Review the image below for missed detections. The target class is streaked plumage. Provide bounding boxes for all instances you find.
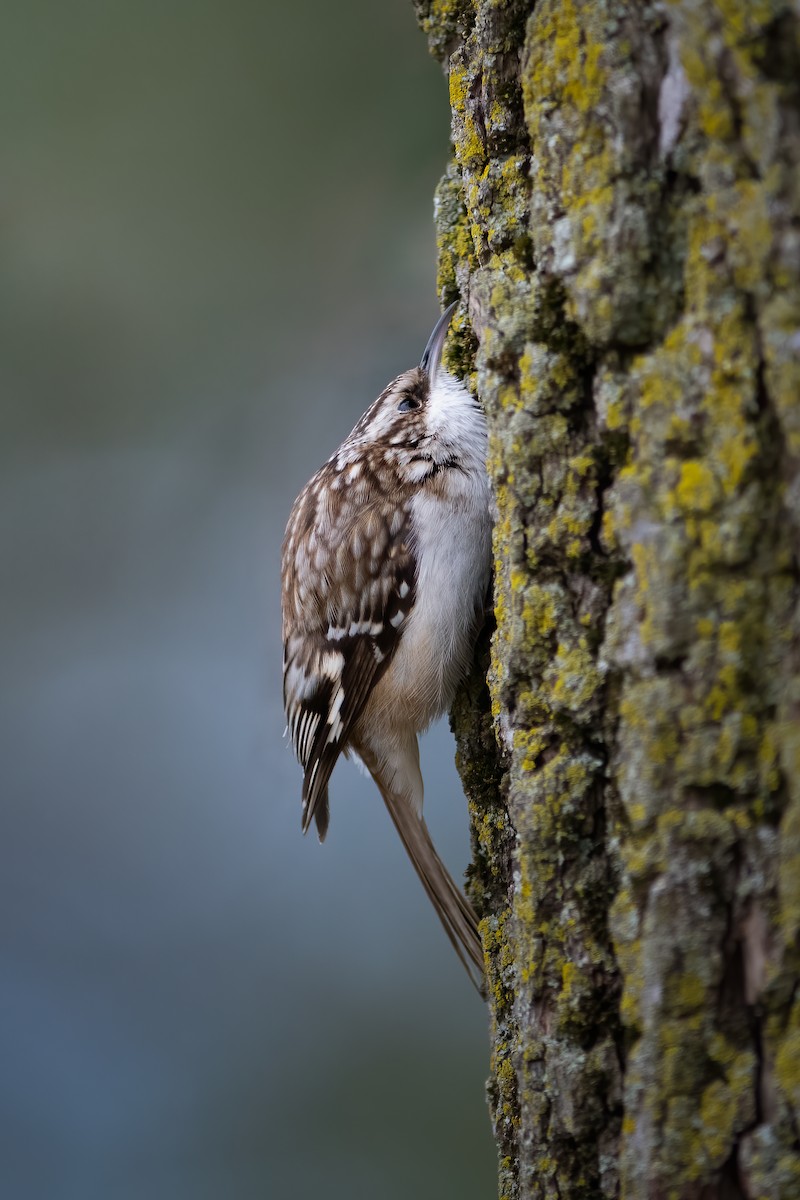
[281,303,492,985]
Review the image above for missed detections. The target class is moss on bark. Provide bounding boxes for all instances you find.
[415,2,800,1197]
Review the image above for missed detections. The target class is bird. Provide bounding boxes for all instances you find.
[281,302,492,986]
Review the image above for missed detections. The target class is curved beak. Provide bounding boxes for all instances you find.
[419,301,458,390]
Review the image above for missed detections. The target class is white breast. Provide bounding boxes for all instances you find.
[371,370,491,732]
[397,480,491,727]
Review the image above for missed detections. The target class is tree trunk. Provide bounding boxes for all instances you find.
[414,2,800,1197]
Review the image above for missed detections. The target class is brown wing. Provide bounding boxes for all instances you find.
[281,479,415,839]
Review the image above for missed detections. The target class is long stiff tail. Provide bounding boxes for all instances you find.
[377,782,485,994]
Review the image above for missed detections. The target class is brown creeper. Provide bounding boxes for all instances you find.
[281,303,491,984]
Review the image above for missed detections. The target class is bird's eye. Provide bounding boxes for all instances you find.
[397,395,420,413]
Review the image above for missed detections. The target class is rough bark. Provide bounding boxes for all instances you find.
[414,2,800,1197]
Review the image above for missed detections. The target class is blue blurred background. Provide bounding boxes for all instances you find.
[0,2,495,1197]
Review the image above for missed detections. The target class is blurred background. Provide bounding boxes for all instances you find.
[0,2,496,1198]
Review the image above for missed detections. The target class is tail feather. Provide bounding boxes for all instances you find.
[302,783,330,842]
[378,783,485,994]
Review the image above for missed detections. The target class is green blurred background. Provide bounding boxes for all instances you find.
[1,2,495,1197]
